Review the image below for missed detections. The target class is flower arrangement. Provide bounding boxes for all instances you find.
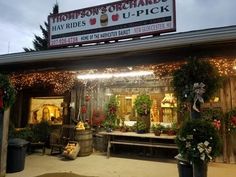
[134,94,152,115]
[0,74,16,111]
[176,119,221,165]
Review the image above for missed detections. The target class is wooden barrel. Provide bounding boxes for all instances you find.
[75,130,93,156]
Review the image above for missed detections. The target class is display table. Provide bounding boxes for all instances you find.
[99,131,177,158]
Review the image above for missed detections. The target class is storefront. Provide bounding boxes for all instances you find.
[0,25,236,163]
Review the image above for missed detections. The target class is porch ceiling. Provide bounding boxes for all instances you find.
[1,25,236,73]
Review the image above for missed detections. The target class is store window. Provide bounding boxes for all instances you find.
[28,97,63,125]
[115,92,177,124]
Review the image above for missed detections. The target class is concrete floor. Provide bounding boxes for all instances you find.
[6,151,236,177]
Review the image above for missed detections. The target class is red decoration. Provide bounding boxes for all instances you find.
[108,104,117,114]
[231,116,236,126]
[81,105,87,114]
[85,95,91,102]
[91,109,105,126]
[213,119,221,130]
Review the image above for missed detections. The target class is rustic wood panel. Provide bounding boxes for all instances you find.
[0,108,10,177]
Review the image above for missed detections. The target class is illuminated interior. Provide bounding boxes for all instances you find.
[28,97,64,125]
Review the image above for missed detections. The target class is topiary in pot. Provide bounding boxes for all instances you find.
[172,58,222,119]
[134,94,152,115]
[176,119,221,177]
[134,94,152,131]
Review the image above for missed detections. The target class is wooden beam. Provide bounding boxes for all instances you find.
[0,108,10,177]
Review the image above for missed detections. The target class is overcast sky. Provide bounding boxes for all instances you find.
[0,0,236,55]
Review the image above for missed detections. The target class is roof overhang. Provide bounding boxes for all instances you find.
[1,25,236,72]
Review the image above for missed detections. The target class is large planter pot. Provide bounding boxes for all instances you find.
[193,161,208,177]
[175,154,193,177]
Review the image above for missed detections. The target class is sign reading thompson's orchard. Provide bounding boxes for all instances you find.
[48,0,176,47]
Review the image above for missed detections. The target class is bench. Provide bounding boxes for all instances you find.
[99,131,177,158]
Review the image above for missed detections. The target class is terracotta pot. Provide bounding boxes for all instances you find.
[154,130,161,136]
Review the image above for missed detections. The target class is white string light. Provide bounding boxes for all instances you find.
[77,71,154,80]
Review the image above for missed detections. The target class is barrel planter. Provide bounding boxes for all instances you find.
[74,130,93,157]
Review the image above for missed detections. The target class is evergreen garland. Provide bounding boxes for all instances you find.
[0,74,16,111]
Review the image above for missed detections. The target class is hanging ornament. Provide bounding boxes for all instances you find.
[85,95,91,102]
[81,105,87,114]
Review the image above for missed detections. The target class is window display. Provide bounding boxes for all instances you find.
[29,97,64,125]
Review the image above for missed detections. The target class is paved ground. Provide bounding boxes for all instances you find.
[6,151,236,177]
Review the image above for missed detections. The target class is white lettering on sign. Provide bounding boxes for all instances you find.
[48,0,176,47]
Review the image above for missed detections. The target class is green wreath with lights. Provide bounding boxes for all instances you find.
[0,74,16,112]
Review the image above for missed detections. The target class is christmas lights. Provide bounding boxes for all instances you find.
[9,57,236,95]
[10,71,76,95]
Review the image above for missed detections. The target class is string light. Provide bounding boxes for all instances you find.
[10,71,76,95]
[9,57,236,95]
[77,71,153,80]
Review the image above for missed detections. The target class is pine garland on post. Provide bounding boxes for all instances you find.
[0,74,16,112]
[0,74,16,176]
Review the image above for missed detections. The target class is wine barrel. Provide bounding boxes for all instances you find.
[75,130,93,156]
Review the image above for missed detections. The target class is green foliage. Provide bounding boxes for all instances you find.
[9,126,33,141]
[172,58,221,103]
[134,121,147,133]
[201,108,224,121]
[224,108,236,133]
[102,96,118,130]
[176,119,221,164]
[151,124,165,132]
[0,74,16,111]
[23,3,59,51]
[134,94,152,115]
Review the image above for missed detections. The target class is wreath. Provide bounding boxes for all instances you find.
[0,74,16,111]
[225,109,236,133]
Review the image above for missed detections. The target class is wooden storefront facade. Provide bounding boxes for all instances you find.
[1,25,236,167]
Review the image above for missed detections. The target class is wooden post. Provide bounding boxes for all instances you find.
[0,108,10,177]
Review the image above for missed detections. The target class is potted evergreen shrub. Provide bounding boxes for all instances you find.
[176,119,221,177]
[172,58,222,177]
[134,94,152,132]
[135,120,147,134]
[102,96,118,132]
